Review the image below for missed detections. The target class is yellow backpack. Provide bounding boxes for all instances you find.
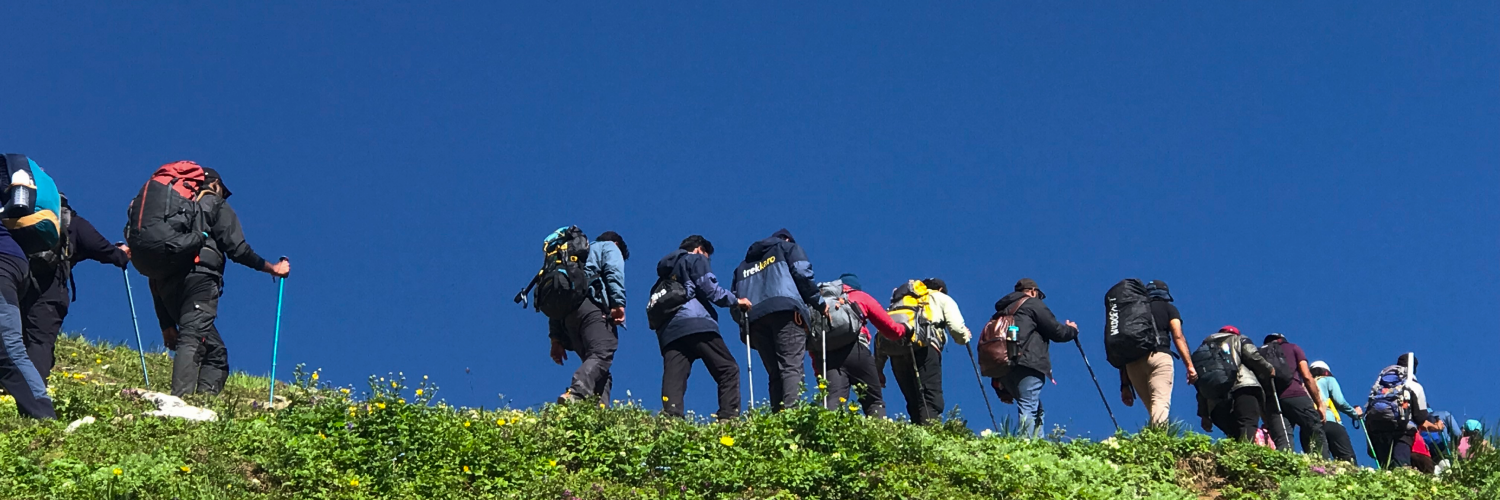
[886,280,936,345]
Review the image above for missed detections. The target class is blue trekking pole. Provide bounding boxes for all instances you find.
[121,266,150,387]
[267,258,288,402]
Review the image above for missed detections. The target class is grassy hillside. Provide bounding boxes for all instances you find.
[0,333,1493,499]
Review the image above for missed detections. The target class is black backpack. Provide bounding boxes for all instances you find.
[1259,341,1296,394]
[1104,279,1158,369]
[124,162,208,280]
[646,273,689,331]
[1192,335,1241,402]
[515,226,591,319]
[28,204,72,269]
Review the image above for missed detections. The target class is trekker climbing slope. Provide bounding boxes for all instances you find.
[1308,361,1362,463]
[876,278,970,424]
[650,235,748,420]
[130,164,290,397]
[549,231,628,403]
[1192,326,1274,442]
[0,154,59,419]
[1364,353,1430,469]
[1117,280,1198,427]
[22,193,130,381]
[1260,333,1326,454]
[817,273,905,418]
[731,229,823,412]
[989,278,1078,437]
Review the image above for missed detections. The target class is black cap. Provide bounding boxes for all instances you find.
[771,228,795,243]
[201,167,232,198]
[1263,332,1285,344]
[921,278,947,293]
[1149,280,1169,293]
[1015,278,1046,299]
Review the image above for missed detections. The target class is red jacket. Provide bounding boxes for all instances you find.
[844,285,907,342]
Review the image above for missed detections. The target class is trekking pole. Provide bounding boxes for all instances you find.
[821,322,828,410]
[1072,339,1120,431]
[907,340,930,423]
[963,342,1000,432]
[736,310,753,411]
[267,259,288,402]
[121,266,150,387]
[1270,391,1293,451]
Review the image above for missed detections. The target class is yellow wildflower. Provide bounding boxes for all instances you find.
[415,389,423,396]
[848,404,859,411]
[463,465,470,473]
[817,382,826,389]
[180,466,191,473]
[719,436,735,447]
[311,372,319,381]
[463,421,471,428]
[318,432,327,440]
[549,459,558,467]
[350,479,360,487]
[391,381,398,388]
[599,403,605,408]
[496,418,506,426]
[73,374,84,380]
[375,402,386,410]
[112,468,122,476]
[839,397,847,403]
[662,396,669,402]
[340,388,350,394]
[398,398,406,404]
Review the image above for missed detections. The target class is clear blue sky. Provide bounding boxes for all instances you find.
[4,3,1496,450]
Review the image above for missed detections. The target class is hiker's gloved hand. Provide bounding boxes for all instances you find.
[162,327,179,351]
[1121,387,1136,407]
[549,339,567,365]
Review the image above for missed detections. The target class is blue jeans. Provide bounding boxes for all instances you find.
[1002,366,1046,438]
[0,254,54,419]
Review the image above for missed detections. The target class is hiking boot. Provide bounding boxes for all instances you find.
[556,391,583,404]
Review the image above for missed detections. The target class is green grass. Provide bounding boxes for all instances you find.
[0,333,1493,499]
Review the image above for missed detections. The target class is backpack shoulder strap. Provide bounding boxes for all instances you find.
[1005,297,1029,316]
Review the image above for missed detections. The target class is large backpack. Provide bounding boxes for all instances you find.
[1191,334,1242,402]
[1365,364,1413,433]
[885,280,936,347]
[1258,341,1296,394]
[1103,279,1158,369]
[807,280,864,354]
[646,272,689,331]
[977,296,1028,378]
[518,226,591,319]
[124,161,208,279]
[1,155,65,256]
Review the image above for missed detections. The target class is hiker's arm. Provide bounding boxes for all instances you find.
[692,263,736,309]
[600,244,627,309]
[1241,344,1275,379]
[1326,377,1357,418]
[855,292,906,340]
[786,244,822,308]
[940,295,972,344]
[1032,304,1078,342]
[67,213,129,268]
[1170,319,1196,382]
[150,282,174,331]
[1298,360,1322,407]
[207,200,271,273]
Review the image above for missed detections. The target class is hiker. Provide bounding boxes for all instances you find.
[1308,361,1361,463]
[651,235,748,419]
[812,273,906,418]
[21,193,131,381]
[1116,280,1197,427]
[133,164,290,397]
[548,231,628,402]
[0,154,58,418]
[874,278,969,424]
[1192,326,1274,442]
[1420,410,1462,462]
[989,278,1077,437]
[1364,353,1431,469]
[1259,333,1326,455]
[730,229,823,412]
[1458,420,1490,459]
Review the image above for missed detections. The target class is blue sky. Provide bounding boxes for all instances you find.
[4,2,1496,452]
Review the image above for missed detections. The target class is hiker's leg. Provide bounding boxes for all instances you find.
[1391,440,1413,467]
[843,343,885,418]
[1410,452,1434,474]
[749,317,783,411]
[771,313,806,411]
[697,334,741,419]
[565,302,614,399]
[1263,398,1293,450]
[1323,422,1355,463]
[888,352,923,422]
[917,345,945,421]
[1007,367,1045,437]
[0,256,53,418]
[821,346,852,410]
[1139,352,1174,426]
[21,284,66,383]
[1230,388,1262,442]
[1281,396,1326,454]
[660,336,694,418]
[1369,432,1395,468]
[170,273,219,397]
[197,325,229,395]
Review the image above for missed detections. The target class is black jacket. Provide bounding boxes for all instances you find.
[993,291,1078,379]
[67,212,130,269]
[193,192,268,276]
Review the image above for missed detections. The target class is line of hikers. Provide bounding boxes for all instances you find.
[518,226,1485,473]
[0,157,289,420]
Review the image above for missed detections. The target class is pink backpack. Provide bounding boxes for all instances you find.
[1254,428,1278,450]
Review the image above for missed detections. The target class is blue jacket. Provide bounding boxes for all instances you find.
[586,241,626,310]
[731,234,820,323]
[654,250,737,349]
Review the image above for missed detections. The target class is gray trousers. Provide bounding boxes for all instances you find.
[557,300,616,400]
[153,272,229,396]
[749,311,806,412]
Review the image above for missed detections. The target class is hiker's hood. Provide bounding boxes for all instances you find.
[744,236,783,263]
[656,249,690,278]
[993,291,1030,314]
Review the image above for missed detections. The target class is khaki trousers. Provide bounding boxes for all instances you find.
[1126,352,1175,425]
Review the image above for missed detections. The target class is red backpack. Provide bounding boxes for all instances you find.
[977,297,1028,378]
[124,161,208,279]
